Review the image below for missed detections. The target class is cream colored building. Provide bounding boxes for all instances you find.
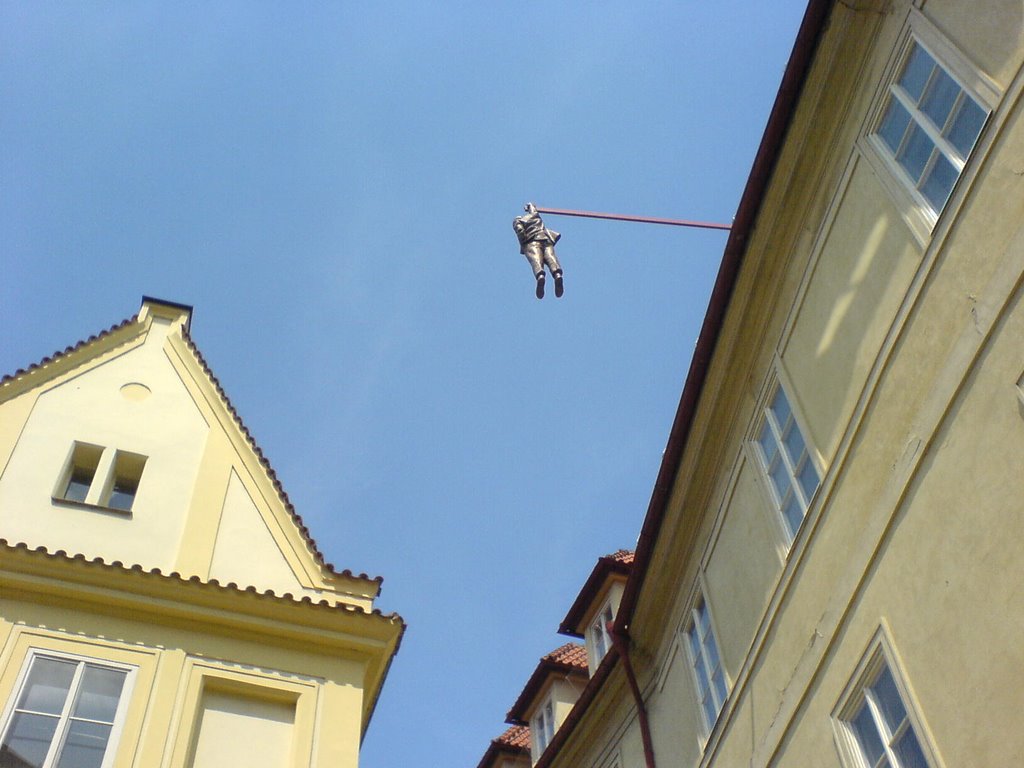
[476,0,1024,766]
[0,297,403,768]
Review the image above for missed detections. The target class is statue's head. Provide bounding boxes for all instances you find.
[524,202,537,213]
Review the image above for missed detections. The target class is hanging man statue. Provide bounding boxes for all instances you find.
[513,202,564,299]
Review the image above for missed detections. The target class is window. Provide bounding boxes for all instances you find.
[532,699,555,757]
[590,602,614,663]
[873,38,988,217]
[684,595,728,734]
[105,452,146,512]
[755,382,819,541]
[0,654,131,768]
[61,444,103,504]
[54,443,146,513]
[836,648,934,768]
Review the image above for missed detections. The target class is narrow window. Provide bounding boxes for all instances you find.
[104,451,146,512]
[874,39,988,216]
[685,595,728,734]
[756,383,819,541]
[533,699,555,756]
[0,655,129,768]
[591,602,614,662]
[838,655,933,768]
[61,443,103,504]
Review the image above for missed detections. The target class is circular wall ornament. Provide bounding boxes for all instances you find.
[120,382,152,401]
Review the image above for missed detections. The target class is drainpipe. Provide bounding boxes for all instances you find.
[609,626,656,768]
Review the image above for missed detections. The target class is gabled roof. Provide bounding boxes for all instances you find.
[475,725,530,768]
[506,643,588,725]
[558,550,633,638]
[0,297,380,589]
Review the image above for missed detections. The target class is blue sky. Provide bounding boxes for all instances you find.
[1,3,807,765]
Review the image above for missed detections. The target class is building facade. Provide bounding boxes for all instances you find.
[477,0,1024,766]
[0,297,403,768]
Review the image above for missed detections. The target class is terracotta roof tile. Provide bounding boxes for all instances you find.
[542,642,588,670]
[475,725,530,768]
[506,643,589,724]
[495,725,530,750]
[608,549,635,564]
[558,550,634,637]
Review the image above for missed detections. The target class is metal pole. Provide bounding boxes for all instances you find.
[535,206,731,231]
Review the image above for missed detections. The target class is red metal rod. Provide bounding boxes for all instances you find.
[535,206,731,231]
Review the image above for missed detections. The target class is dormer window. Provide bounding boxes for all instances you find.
[590,602,614,662]
[55,442,147,513]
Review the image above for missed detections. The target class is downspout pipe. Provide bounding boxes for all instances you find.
[609,626,656,768]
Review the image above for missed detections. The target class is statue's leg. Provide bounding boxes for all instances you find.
[543,245,564,298]
[524,243,545,299]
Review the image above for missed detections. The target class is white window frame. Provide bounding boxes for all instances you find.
[531,696,556,762]
[752,375,821,546]
[0,649,136,768]
[832,629,939,768]
[681,591,729,738]
[587,600,615,672]
[859,8,999,245]
[52,441,147,514]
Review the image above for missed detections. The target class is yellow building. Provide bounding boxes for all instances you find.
[0,297,403,768]
[477,0,1024,766]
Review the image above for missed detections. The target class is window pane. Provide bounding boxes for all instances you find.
[696,602,710,635]
[946,97,986,157]
[770,387,791,428]
[878,99,912,153]
[798,458,820,502]
[870,667,908,733]
[896,124,935,183]
[920,68,960,129]
[758,421,778,464]
[851,703,886,766]
[106,487,136,511]
[17,659,76,715]
[0,712,59,768]
[701,694,717,729]
[693,652,711,694]
[703,633,721,673]
[55,720,112,768]
[711,668,728,707]
[782,494,804,538]
[770,458,791,501]
[64,472,92,503]
[687,627,701,661]
[920,154,957,210]
[898,44,935,101]
[73,667,126,723]
[782,422,805,467]
[893,728,929,768]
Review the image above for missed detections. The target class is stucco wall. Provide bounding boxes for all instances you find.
[0,318,209,572]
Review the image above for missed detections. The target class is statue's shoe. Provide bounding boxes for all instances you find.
[536,274,545,299]
[554,274,564,298]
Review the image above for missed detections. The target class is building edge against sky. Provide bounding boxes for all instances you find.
[0,297,404,767]
[476,0,1024,766]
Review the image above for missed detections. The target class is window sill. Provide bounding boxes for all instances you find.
[51,496,134,517]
